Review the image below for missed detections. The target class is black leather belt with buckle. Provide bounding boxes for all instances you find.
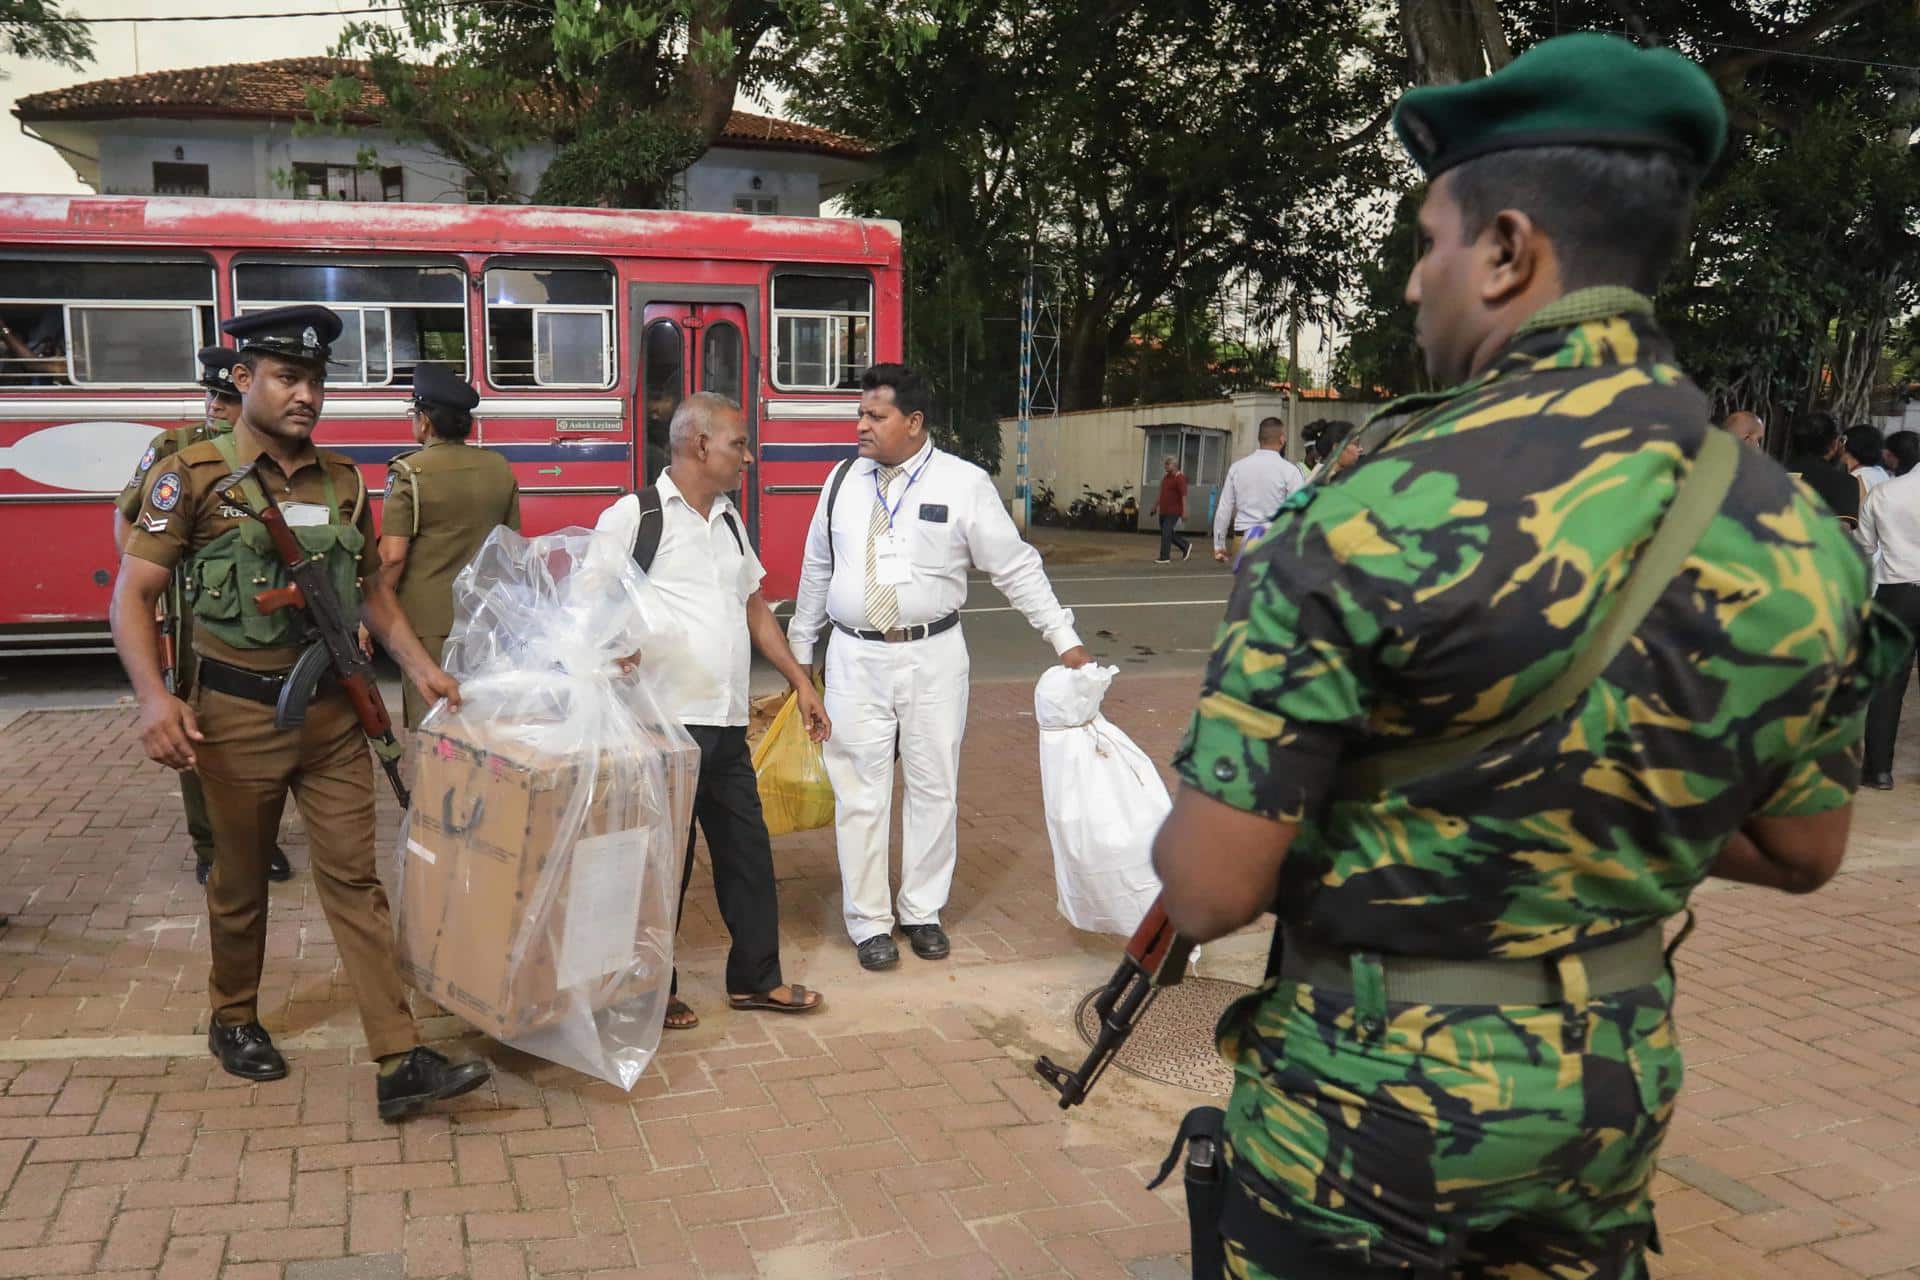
[197,656,336,706]
[833,612,961,644]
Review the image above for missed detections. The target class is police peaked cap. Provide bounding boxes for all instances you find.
[411,363,480,414]
[197,346,242,400]
[1392,32,1727,178]
[220,304,342,364]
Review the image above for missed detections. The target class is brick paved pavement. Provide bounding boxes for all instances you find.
[0,673,1917,1278]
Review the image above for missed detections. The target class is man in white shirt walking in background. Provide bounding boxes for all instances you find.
[788,364,1091,972]
[641,392,829,1026]
[1213,416,1306,563]
[1858,461,1920,790]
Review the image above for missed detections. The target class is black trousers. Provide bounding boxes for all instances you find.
[672,723,783,998]
[1865,582,1920,775]
[1158,514,1191,559]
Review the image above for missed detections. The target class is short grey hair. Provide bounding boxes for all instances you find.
[668,392,743,455]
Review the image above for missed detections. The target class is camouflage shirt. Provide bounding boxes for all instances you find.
[1175,292,1901,961]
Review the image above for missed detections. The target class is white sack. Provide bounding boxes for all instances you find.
[1036,664,1168,935]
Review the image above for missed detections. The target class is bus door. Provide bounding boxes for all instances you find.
[631,289,758,524]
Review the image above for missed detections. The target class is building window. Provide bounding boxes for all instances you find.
[292,162,405,202]
[233,259,467,387]
[772,273,872,390]
[733,195,777,215]
[465,175,493,205]
[151,162,209,196]
[484,265,615,389]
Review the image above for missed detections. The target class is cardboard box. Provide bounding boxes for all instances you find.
[395,717,697,1042]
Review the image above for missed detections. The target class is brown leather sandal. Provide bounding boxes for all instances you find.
[727,984,823,1015]
[664,997,699,1030]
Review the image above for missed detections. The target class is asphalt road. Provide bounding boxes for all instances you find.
[0,552,1232,718]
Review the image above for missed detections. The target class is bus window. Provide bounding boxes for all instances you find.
[485,266,614,389]
[772,273,871,391]
[643,320,683,485]
[702,321,743,399]
[232,261,467,387]
[1,256,213,387]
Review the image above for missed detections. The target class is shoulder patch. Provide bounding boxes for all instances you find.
[136,445,158,475]
[149,472,184,512]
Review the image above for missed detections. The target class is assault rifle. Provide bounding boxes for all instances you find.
[156,573,183,696]
[215,460,411,808]
[1034,897,1196,1108]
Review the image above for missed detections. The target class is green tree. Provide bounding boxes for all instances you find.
[792,0,1397,430]
[2,0,92,76]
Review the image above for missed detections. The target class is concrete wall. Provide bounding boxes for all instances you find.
[995,392,1383,504]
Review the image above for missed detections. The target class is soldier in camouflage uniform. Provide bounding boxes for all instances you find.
[113,346,289,885]
[1150,35,1906,1279]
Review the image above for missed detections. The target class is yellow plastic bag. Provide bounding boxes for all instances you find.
[751,690,834,837]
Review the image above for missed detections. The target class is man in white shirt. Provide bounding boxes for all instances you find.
[788,364,1091,971]
[1857,464,1920,790]
[1213,417,1306,562]
[642,393,829,1026]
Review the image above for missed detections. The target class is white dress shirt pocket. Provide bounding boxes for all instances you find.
[911,513,960,569]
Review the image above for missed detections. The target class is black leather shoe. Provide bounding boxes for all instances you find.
[195,861,211,886]
[268,847,292,883]
[209,1022,288,1081]
[901,924,950,960]
[856,935,900,971]
[1867,771,1895,790]
[376,1048,491,1122]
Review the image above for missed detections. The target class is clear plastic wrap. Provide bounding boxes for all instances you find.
[389,522,699,1090]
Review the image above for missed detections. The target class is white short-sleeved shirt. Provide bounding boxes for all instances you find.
[644,469,764,727]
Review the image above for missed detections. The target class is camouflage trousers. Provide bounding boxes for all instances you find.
[1216,960,1681,1279]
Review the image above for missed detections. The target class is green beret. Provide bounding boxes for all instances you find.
[1392,32,1727,178]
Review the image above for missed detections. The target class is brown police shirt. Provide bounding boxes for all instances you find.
[383,438,520,639]
[123,419,378,673]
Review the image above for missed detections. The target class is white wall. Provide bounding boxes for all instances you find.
[682,153,822,216]
[99,133,258,198]
[995,391,1383,504]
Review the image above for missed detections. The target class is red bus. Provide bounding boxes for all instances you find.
[0,194,903,654]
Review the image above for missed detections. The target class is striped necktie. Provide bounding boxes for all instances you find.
[864,464,904,631]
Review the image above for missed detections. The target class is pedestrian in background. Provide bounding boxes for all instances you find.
[787,363,1091,972]
[1890,431,1920,477]
[1151,455,1193,564]
[112,346,290,888]
[637,392,829,1028]
[1786,411,1860,524]
[1860,460,1920,789]
[1721,410,1766,448]
[1213,417,1304,563]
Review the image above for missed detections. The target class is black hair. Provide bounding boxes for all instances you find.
[1791,411,1839,458]
[1845,424,1885,469]
[1889,431,1920,476]
[860,362,932,421]
[1447,145,1698,294]
[419,401,473,440]
[1256,416,1287,444]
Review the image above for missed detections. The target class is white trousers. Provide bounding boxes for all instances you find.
[822,625,970,944]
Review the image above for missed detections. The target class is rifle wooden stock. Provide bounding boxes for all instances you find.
[1033,897,1195,1108]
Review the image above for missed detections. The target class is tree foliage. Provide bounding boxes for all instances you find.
[1,0,92,77]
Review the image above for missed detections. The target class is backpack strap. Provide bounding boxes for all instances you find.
[721,509,745,555]
[1336,428,1741,799]
[633,484,665,573]
[823,458,853,575]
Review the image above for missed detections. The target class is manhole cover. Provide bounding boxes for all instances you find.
[1073,976,1254,1095]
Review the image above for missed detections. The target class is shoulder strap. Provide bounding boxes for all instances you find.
[633,485,664,573]
[823,458,853,574]
[721,509,745,555]
[1338,428,1741,798]
[210,431,269,515]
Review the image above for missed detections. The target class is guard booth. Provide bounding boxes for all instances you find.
[1138,424,1230,533]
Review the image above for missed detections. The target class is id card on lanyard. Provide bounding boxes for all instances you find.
[873,453,935,586]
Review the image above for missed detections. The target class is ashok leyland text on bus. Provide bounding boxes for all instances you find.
[0,194,903,654]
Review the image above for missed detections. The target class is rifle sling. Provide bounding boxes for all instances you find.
[1337,427,1739,799]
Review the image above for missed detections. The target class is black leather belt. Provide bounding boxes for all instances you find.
[197,656,336,706]
[833,612,961,644]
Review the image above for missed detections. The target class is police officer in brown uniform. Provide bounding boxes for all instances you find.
[113,346,291,885]
[110,305,491,1119]
[379,363,519,727]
